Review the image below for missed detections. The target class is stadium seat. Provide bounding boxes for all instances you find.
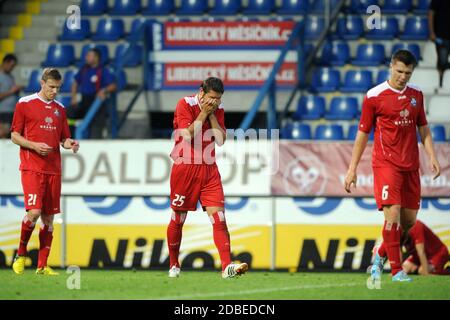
[42,44,75,67]
[410,69,439,95]
[325,97,359,120]
[310,0,342,13]
[243,0,275,14]
[391,43,421,61]
[25,70,42,93]
[320,41,350,66]
[305,16,325,40]
[116,69,127,90]
[178,0,208,15]
[201,17,226,22]
[400,17,429,40]
[347,124,374,140]
[110,0,142,15]
[376,69,390,84]
[127,18,148,41]
[382,0,412,13]
[438,70,450,94]
[92,19,125,41]
[366,17,399,40]
[315,124,344,140]
[413,0,430,13]
[60,70,77,93]
[58,19,90,41]
[293,95,326,120]
[352,44,386,66]
[143,0,174,15]
[210,0,241,15]
[80,0,107,15]
[78,44,109,67]
[113,43,142,67]
[311,68,340,92]
[281,122,311,139]
[340,70,373,93]
[429,124,447,142]
[349,0,379,13]
[427,96,450,123]
[336,16,364,40]
[277,0,309,15]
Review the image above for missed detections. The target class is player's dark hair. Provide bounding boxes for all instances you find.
[2,53,17,64]
[89,48,102,61]
[391,49,417,68]
[41,68,62,82]
[201,77,224,94]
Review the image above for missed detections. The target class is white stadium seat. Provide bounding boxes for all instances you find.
[410,68,440,95]
[427,96,450,123]
[438,70,450,94]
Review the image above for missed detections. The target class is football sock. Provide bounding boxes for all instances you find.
[17,215,36,256]
[167,212,186,268]
[377,242,386,258]
[382,221,402,275]
[38,224,53,269]
[210,211,231,271]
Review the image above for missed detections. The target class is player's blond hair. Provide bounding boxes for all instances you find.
[41,68,62,82]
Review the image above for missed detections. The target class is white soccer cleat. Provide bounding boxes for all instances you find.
[222,262,248,279]
[168,266,180,278]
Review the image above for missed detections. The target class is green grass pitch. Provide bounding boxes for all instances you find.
[1,269,449,300]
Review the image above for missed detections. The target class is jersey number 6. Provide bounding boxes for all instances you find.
[172,194,185,207]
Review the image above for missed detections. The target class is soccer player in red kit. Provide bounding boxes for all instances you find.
[10,68,79,275]
[372,220,449,276]
[167,77,248,279]
[344,50,441,282]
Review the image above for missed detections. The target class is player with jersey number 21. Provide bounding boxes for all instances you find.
[344,50,441,282]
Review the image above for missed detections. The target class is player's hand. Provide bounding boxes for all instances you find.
[64,139,80,153]
[344,169,357,193]
[10,85,22,94]
[430,156,441,180]
[70,96,78,107]
[201,97,219,115]
[33,142,53,156]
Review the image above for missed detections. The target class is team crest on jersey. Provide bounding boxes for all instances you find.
[54,109,60,117]
[410,97,417,107]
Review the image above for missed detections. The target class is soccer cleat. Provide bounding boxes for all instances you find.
[12,255,26,275]
[168,266,180,278]
[36,266,59,276]
[392,270,412,282]
[222,262,248,279]
[370,244,386,280]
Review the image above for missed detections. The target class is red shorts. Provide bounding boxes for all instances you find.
[406,246,449,274]
[373,167,420,211]
[21,170,61,215]
[170,163,224,211]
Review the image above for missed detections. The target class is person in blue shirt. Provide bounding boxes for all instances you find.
[68,48,116,138]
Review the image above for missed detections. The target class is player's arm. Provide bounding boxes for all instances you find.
[11,131,53,156]
[180,101,216,141]
[418,125,441,180]
[344,131,370,193]
[415,242,430,275]
[208,112,226,146]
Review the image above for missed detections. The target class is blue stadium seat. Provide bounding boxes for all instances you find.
[310,0,342,13]
[116,69,127,90]
[305,16,325,40]
[25,70,42,93]
[336,16,364,40]
[293,95,326,120]
[80,0,108,15]
[113,44,142,67]
[315,124,344,140]
[347,124,374,140]
[92,19,125,41]
[400,17,429,40]
[143,0,174,15]
[110,0,142,15]
[57,95,72,108]
[349,0,379,13]
[341,70,373,93]
[42,44,75,67]
[78,44,109,67]
[303,43,314,60]
[60,70,77,93]
[244,0,275,14]
[127,18,148,41]
[281,123,311,139]
[210,0,241,15]
[58,19,90,41]
[391,43,421,61]
[429,125,446,142]
[201,17,226,22]
[352,44,386,66]
[178,0,208,15]
[311,68,340,92]
[383,0,412,13]
[277,0,309,14]
[366,17,399,40]
[325,97,359,120]
[376,69,390,84]
[414,0,430,13]
[320,41,350,66]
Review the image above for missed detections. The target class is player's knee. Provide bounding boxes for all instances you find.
[27,210,41,222]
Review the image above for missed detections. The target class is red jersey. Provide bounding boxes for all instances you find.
[404,220,446,258]
[170,94,226,165]
[359,81,428,171]
[10,93,71,175]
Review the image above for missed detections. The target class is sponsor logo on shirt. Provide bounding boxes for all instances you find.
[40,116,57,131]
[394,109,413,126]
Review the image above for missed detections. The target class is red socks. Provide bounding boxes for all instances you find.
[382,221,402,275]
[377,242,386,257]
[17,216,36,256]
[210,211,231,271]
[37,224,53,268]
[167,212,186,268]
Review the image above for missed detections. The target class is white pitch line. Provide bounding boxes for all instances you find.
[155,282,361,300]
